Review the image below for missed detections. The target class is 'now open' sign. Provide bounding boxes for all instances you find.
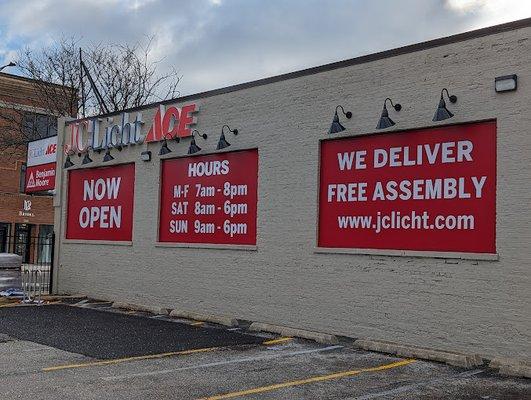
[66,163,135,241]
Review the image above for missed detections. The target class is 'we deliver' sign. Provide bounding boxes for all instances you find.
[318,121,496,254]
[66,163,135,241]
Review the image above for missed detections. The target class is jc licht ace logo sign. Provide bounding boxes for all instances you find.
[64,103,199,154]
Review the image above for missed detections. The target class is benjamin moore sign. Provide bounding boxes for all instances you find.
[26,135,57,193]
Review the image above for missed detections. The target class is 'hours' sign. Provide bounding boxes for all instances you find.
[66,163,135,241]
[318,121,496,254]
[159,149,258,245]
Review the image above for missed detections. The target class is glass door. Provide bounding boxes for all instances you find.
[37,225,54,264]
[0,223,9,253]
[14,224,32,263]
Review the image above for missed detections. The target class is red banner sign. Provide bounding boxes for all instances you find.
[318,121,496,254]
[159,150,258,245]
[25,162,56,193]
[66,163,135,241]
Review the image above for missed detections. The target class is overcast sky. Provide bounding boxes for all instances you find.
[0,0,530,96]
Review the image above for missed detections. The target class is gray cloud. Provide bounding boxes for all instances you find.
[0,0,529,95]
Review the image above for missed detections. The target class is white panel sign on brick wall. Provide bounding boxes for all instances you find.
[27,135,57,167]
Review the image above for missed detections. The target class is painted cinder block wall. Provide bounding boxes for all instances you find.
[54,21,531,361]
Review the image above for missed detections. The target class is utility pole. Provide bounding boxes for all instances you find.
[79,49,109,115]
[79,49,85,118]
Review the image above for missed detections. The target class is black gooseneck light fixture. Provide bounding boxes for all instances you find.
[103,134,123,162]
[159,133,183,156]
[433,88,457,122]
[158,138,172,155]
[63,152,75,168]
[103,147,114,162]
[188,130,208,154]
[217,125,238,150]
[376,98,402,129]
[328,105,352,134]
[159,133,177,156]
[81,147,93,165]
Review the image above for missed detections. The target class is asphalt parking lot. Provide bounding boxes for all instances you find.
[0,300,529,399]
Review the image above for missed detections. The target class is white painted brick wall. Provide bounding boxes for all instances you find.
[54,25,531,361]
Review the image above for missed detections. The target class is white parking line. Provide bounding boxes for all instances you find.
[102,345,343,381]
[20,347,56,353]
[350,369,484,399]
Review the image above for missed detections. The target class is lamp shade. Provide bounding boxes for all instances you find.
[159,139,172,155]
[63,155,74,168]
[82,152,93,165]
[216,132,231,150]
[188,138,202,154]
[432,97,454,121]
[103,149,114,162]
[328,112,346,134]
[376,105,395,129]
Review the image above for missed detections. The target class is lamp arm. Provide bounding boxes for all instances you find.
[334,105,352,119]
[221,125,238,135]
[191,129,208,140]
[384,97,402,112]
[163,132,180,142]
[335,105,347,115]
[440,88,457,103]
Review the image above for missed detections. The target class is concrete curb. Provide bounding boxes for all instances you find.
[169,310,238,327]
[41,294,87,301]
[354,339,483,368]
[249,322,339,344]
[111,301,170,316]
[90,298,527,378]
[489,358,531,379]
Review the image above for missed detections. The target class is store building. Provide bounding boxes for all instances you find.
[53,19,530,362]
[0,73,60,262]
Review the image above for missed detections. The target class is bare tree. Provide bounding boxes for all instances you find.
[0,36,180,153]
[87,37,180,114]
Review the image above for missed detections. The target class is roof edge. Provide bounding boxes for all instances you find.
[67,17,531,124]
[0,71,72,90]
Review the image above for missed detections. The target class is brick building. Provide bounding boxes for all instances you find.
[0,72,62,262]
[54,19,530,362]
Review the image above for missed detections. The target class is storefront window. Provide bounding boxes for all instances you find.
[19,163,26,193]
[37,225,53,264]
[22,112,57,140]
[0,223,10,253]
[14,223,32,263]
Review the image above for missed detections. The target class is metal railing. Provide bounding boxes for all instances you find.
[0,232,54,303]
